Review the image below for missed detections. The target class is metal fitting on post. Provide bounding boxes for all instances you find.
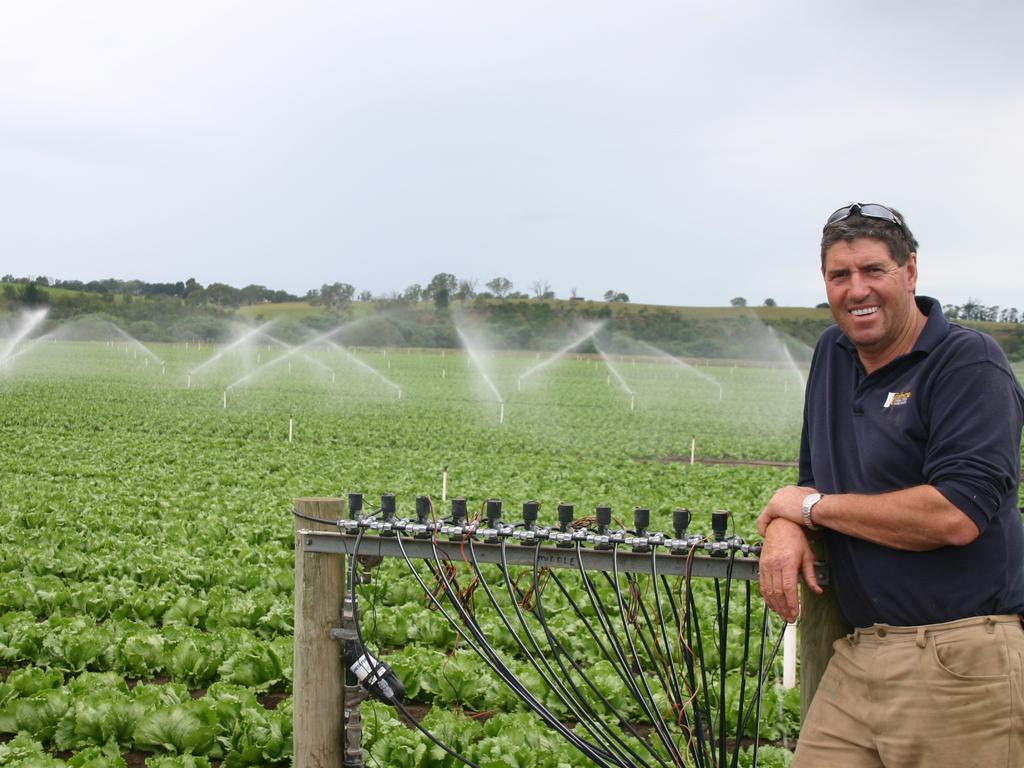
[449,497,467,541]
[556,503,574,548]
[594,505,612,550]
[670,508,692,554]
[414,495,432,539]
[520,501,540,545]
[710,510,730,557]
[485,499,502,543]
[632,507,651,553]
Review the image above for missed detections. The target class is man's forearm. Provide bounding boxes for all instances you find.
[809,485,979,551]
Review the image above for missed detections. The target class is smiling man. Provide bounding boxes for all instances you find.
[757,203,1024,767]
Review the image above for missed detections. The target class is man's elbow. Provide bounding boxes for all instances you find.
[944,514,981,547]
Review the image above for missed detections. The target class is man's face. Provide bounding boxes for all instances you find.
[822,237,918,358]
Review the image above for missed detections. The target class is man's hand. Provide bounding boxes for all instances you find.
[757,484,815,536]
[758,518,822,623]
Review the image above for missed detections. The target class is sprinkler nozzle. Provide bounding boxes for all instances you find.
[522,500,540,528]
[556,503,574,548]
[450,497,467,524]
[414,495,430,524]
[633,507,650,536]
[632,507,651,552]
[712,510,729,541]
[486,499,502,526]
[485,499,502,542]
[379,493,396,521]
[673,508,691,538]
[348,493,364,519]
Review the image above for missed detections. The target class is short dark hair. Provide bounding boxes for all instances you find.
[820,207,919,269]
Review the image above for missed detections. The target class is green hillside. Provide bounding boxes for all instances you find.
[4,284,1023,361]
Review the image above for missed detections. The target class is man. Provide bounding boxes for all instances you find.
[757,202,1024,767]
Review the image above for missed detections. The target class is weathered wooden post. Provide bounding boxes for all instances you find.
[294,497,345,767]
[799,541,849,719]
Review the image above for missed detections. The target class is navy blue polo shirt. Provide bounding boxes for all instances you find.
[800,296,1024,627]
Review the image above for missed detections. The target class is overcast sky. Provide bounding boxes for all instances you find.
[2,1,1021,308]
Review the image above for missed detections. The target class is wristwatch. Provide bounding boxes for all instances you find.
[801,493,825,531]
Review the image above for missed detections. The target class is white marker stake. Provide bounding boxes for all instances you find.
[690,438,696,465]
[442,368,446,379]
[332,372,336,384]
[499,403,505,424]
[288,418,293,443]
[223,390,227,409]
[187,374,191,388]
[607,374,611,386]
[442,468,448,502]
[398,389,402,400]
[630,395,635,412]
[783,623,798,689]
[144,358,148,368]
[517,378,522,392]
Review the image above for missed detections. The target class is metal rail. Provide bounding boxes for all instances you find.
[298,519,829,584]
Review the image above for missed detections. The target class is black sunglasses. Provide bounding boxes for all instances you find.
[825,202,905,230]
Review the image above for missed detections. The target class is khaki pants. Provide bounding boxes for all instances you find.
[795,615,1024,768]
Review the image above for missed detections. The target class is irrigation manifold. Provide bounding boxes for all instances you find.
[293,493,827,768]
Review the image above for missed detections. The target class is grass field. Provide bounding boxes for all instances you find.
[0,339,814,767]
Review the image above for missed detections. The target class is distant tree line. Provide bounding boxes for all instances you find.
[4,272,1022,360]
[3,273,629,312]
[1,274,300,307]
[942,299,1021,324]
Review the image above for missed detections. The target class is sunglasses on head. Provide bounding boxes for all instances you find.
[825,202,905,230]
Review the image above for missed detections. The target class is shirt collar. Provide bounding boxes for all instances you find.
[911,296,949,353]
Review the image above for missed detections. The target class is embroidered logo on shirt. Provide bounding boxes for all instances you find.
[882,391,912,408]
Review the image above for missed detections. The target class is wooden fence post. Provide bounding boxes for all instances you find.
[799,541,849,719]
[294,497,346,767]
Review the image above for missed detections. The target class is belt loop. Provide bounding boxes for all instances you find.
[985,617,996,634]
[915,627,927,648]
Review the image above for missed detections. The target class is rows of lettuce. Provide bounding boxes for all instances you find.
[1,354,804,766]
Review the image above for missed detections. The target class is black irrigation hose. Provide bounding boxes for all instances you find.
[420,530,623,768]
[350,527,483,768]
[608,546,685,767]
[715,550,738,768]
[477,540,643,768]
[684,549,716,767]
[729,578,754,768]
[497,539,644,767]
[738,607,785,765]
[465,539,632,766]
[522,540,661,768]
[648,551,688,722]
[333,513,784,768]
[574,542,664,737]
[658,573,709,768]
[625,568,687,731]
[545,568,670,768]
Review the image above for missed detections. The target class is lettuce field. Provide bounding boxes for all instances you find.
[1,337,809,767]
